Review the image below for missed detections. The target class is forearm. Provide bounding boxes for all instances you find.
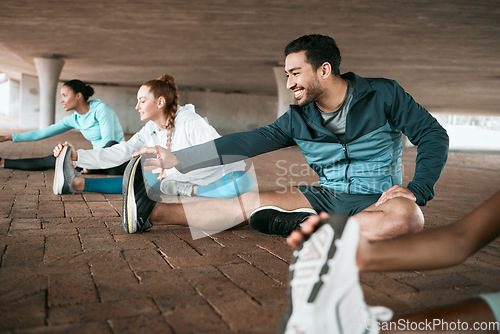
[407,127,449,206]
[12,124,68,142]
[359,224,469,272]
[76,142,135,169]
[175,128,292,173]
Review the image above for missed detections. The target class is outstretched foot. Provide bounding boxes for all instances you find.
[53,146,78,195]
[279,213,392,333]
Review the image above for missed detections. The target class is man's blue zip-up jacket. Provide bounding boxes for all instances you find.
[175,72,449,206]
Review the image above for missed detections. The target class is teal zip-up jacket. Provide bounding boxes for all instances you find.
[12,99,125,149]
[175,72,449,206]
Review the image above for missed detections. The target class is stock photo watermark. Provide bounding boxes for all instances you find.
[367,318,500,333]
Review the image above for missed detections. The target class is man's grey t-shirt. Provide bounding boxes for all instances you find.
[319,78,354,143]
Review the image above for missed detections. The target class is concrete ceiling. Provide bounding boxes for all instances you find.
[0,0,499,114]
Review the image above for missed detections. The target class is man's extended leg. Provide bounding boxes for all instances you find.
[149,189,423,240]
[149,188,313,229]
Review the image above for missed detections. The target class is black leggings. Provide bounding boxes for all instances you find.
[3,140,127,175]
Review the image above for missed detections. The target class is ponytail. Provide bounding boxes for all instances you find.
[63,79,94,102]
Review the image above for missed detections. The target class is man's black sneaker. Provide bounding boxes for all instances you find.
[249,206,317,237]
[122,156,156,233]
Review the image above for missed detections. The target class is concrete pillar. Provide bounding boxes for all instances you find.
[273,66,296,118]
[34,56,65,128]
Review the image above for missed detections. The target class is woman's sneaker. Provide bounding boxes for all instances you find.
[248,206,317,237]
[278,214,393,334]
[122,156,156,233]
[53,146,77,195]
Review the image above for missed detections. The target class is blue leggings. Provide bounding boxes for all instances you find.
[83,170,254,199]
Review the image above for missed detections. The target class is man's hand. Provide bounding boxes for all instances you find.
[375,185,416,207]
[0,135,12,142]
[133,145,179,170]
[53,141,78,161]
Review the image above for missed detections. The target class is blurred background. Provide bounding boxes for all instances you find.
[1,0,499,150]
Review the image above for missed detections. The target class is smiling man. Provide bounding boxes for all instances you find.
[128,34,449,240]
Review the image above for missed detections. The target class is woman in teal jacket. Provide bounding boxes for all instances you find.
[0,79,126,174]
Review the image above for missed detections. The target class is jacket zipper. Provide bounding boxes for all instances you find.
[342,143,351,194]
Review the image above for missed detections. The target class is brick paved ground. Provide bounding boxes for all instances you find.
[0,130,499,333]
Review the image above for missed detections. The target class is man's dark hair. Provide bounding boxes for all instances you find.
[284,34,341,76]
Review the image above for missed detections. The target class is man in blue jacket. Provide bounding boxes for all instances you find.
[127,34,449,239]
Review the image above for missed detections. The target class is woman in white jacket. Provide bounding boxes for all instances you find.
[53,74,253,199]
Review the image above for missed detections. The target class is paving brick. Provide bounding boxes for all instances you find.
[88,250,143,302]
[39,193,63,202]
[64,201,92,218]
[44,232,84,263]
[122,248,172,273]
[0,270,48,306]
[87,201,120,217]
[156,294,231,333]
[0,218,11,235]
[82,192,108,202]
[107,199,123,215]
[108,314,174,334]
[134,270,195,298]
[37,200,65,218]
[361,272,418,296]
[238,247,290,285]
[0,195,14,218]
[0,291,46,332]
[112,233,158,250]
[217,261,287,303]
[458,263,500,289]
[48,273,99,307]
[213,233,274,255]
[10,201,38,218]
[61,193,85,202]
[77,224,119,252]
[103,217,124,232]
[177,229,227,255]
[151,231,202,260]
[14,195,39,204]
[1,235,45,266]
[170,253,244,268]
[391,288,471,312]
[9,217,41,231]
[361,283,415,315]
[397,273,481,291]
[17,322,113,334]
[178,265,265,331]
[48,298,159,326]
[40,217,73,233]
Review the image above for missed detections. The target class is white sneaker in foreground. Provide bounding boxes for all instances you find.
[279,214,393,334]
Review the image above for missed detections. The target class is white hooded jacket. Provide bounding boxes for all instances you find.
[76,104,245,185]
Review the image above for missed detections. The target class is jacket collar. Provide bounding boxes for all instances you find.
[292,72,375,120]
[341,72,374,102]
